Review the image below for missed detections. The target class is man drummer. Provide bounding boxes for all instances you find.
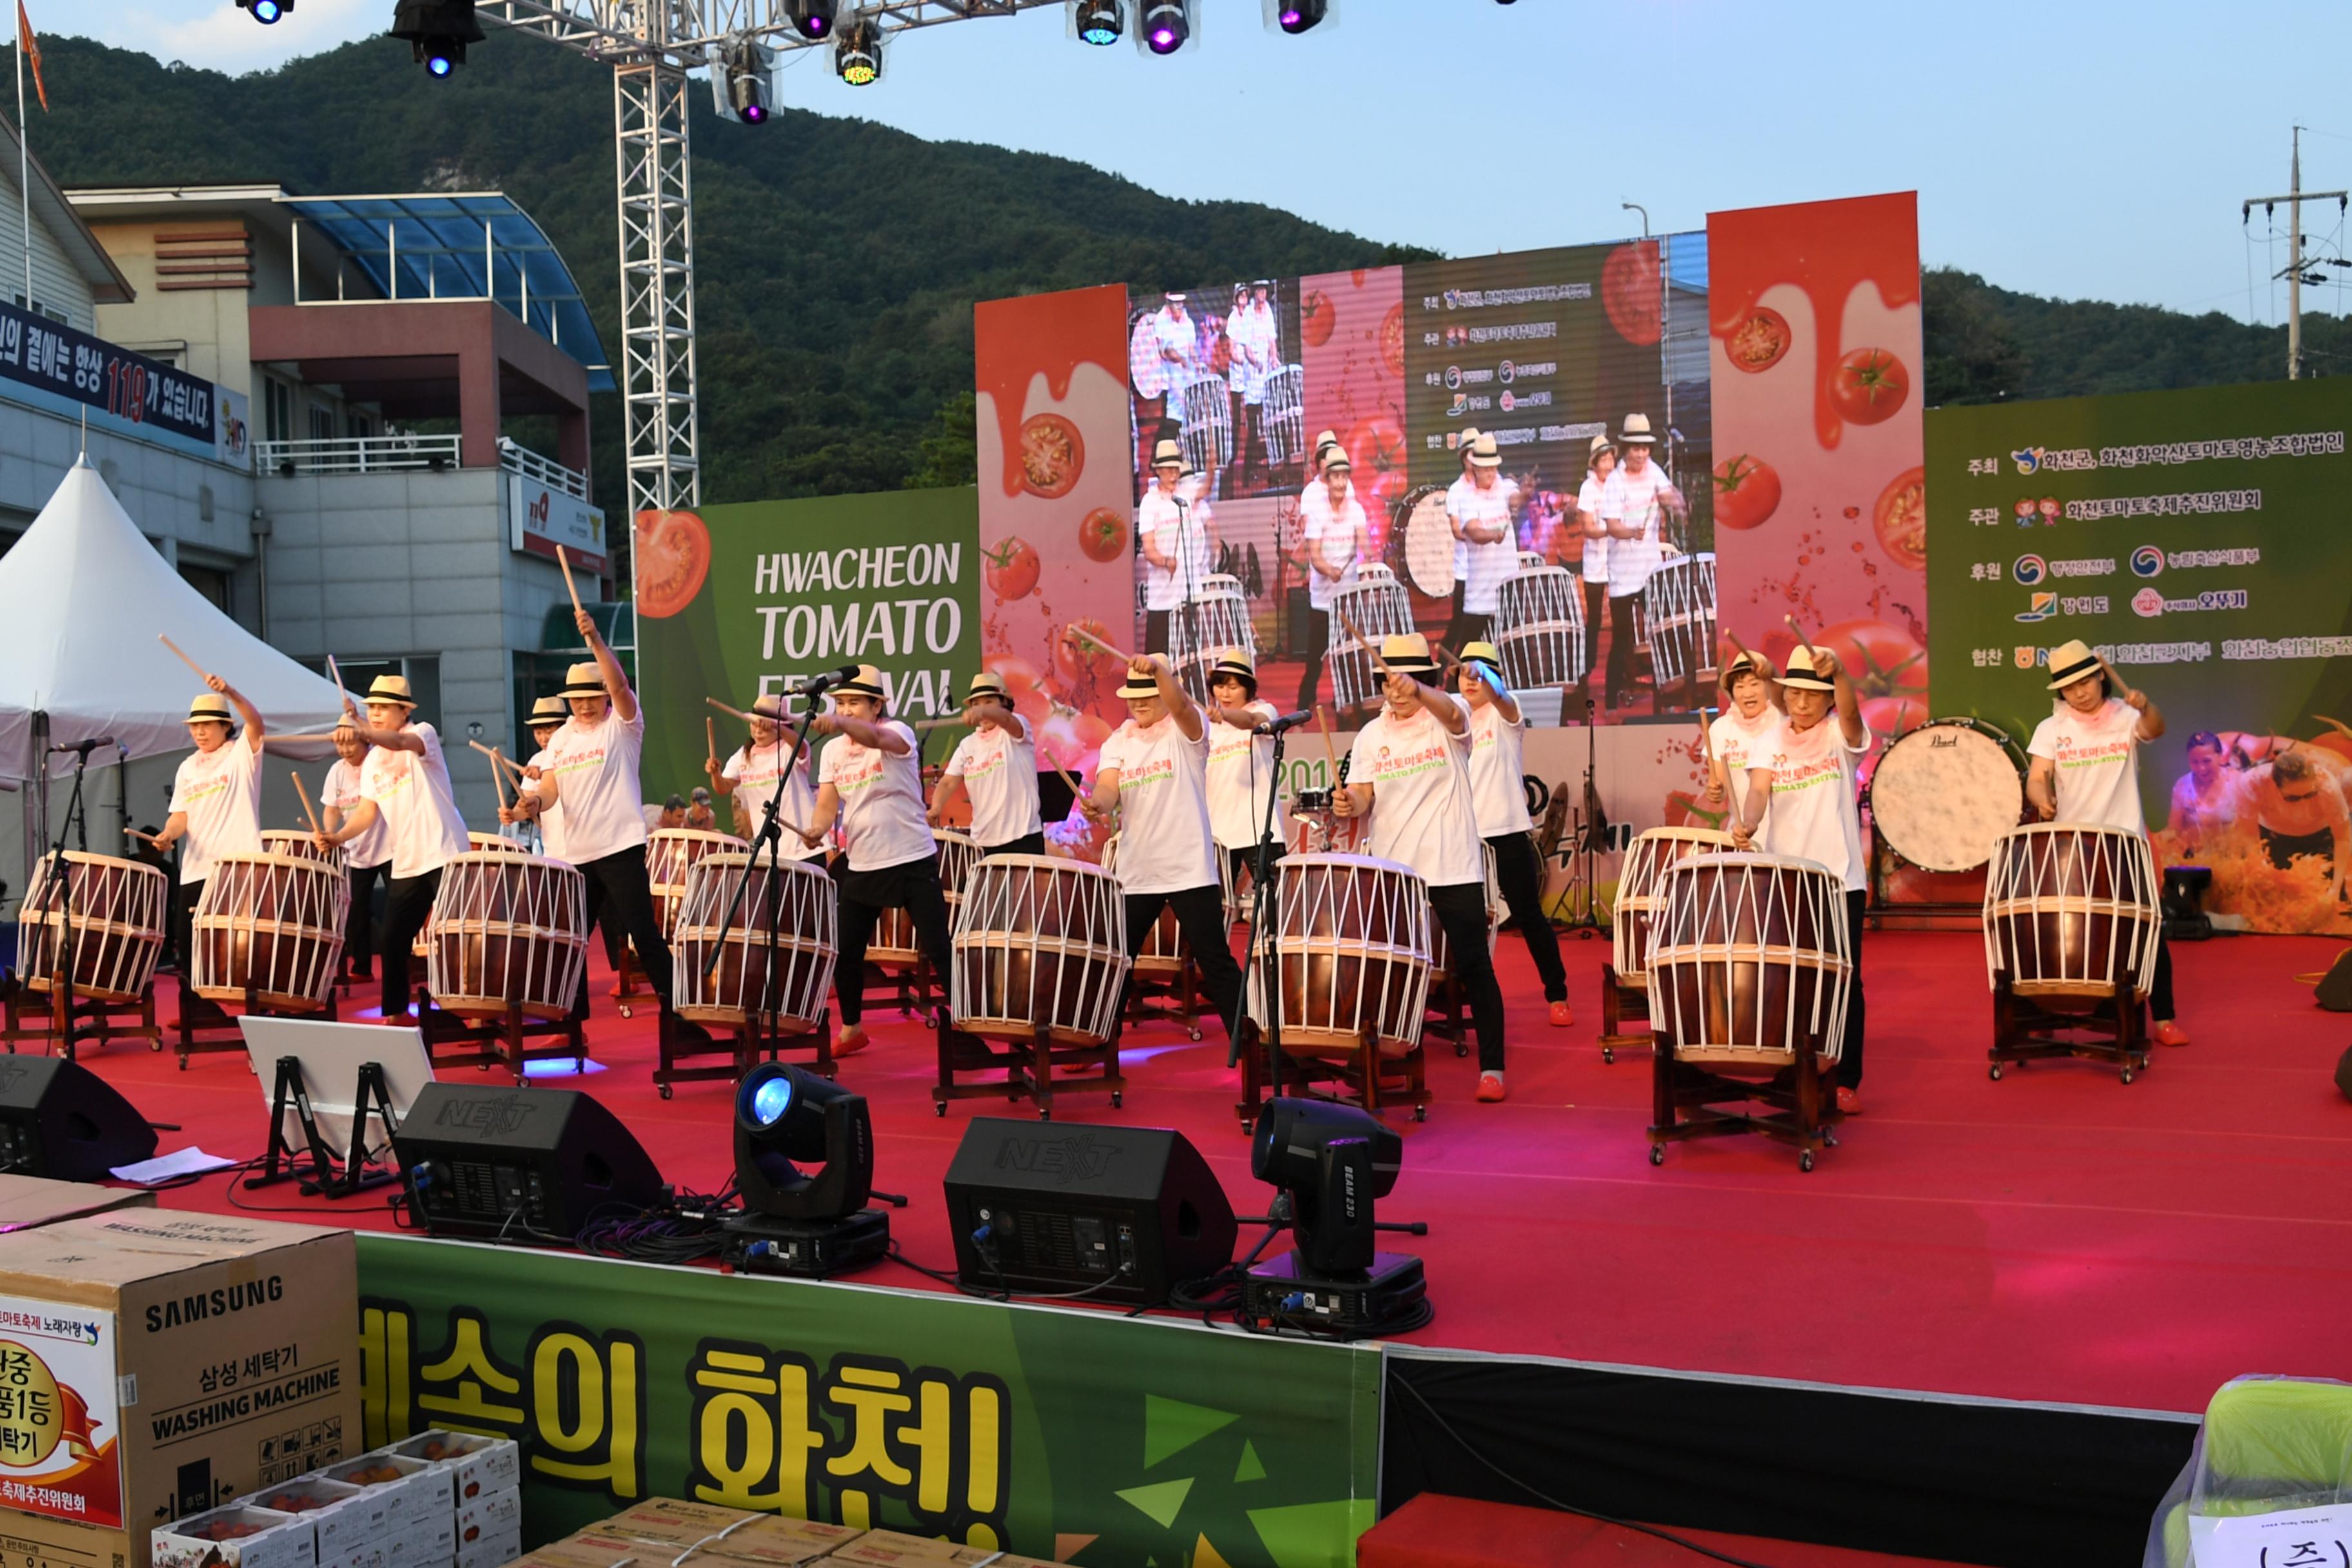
[798,665,954,1057]
[1226,281,1278,486]
[1292,448,1366,710]
[1456,641,1572,1029]
[1082,654,1249,1049]
[321,725,391,983]
[1140,438,1215,657]
[1331,634,1511,1101]
[1574,435,1616,691]
[1705,650,1781,828]
[1204,649,1288,883]
[1728,645,1871,1112]
[1444,428,1481,642]
[709,694,821,860]
[1446,434,1518,651]
[1600,413,1687,710]
[152,676,267,1014]
[2024,640,2189,1043]
[930,672,1044,858]
[315,674,469,1021]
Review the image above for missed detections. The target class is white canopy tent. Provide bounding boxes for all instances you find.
[1,460,347,874]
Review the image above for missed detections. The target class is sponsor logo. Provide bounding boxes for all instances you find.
[2015,592,2058,623]
[1444,364,1462,390]
[2060,595,2110,615]
[2012,447,2043,475]
[2130,545,2165,577]
[2013,554,2047,584]
[2132,587,2249,618]
[1498,360,1516,384]
[2015,646,2044,669]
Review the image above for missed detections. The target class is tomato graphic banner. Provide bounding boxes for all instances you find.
[1925,378,2352,936]
[632,489,985,805]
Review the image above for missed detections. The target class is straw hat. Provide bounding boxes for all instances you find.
[187,694,233,725]
[1456,426,1482,460]
[1588,433,1616,459]
[1164,291,1187,305]
[556,662,607,700]
[1209,649,1258,691]
[528,695,567,725]
[965,671,1012,703]
[1778,646,1836,692]
[1720,649,1776,689]
[1313,429,1339,467]
[1117,666,1164,700]
[749,694,787,721]
[1322,447,1353,475]
[833,665,889,700]
[1151,437,1188,473]
[365,674,419,709]
[1458,640,1504,670]
[1469,433,1502,468]
[2044,639,2105,692]
[1619,413,1657,446]
[1380,633,1438,675]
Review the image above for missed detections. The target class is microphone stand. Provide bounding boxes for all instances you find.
[1564,689,1606,933]
[1173,495,1208,705]
[704,701,822,1067]
[40,745,93,1058]
[1230,720,1290,1120]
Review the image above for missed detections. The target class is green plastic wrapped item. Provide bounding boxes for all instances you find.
[2145,1376,2352,1567]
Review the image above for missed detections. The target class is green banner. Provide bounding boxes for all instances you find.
[1926,379,2352,933]
[353,1235,1380,1567]
[633,489,984,805]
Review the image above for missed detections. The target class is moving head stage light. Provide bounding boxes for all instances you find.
[391,0,484,75]
[721,1063,893,1277]
[1239,1097,1428,1338]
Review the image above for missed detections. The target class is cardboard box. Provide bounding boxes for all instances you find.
[246,1477,384,1561]
[818,1533,995,1567]
[532,1531,658,1568]
[384,1510,452,1568]
[683,1516,863,1568]
[598,1501,754,1553]
[319,1541,387,1568]
[318,1456,439,1535]
[453,1520,520,1568]
[452,1487,518,1549]
[151,1506,311,1568]
[388,1433,520,1504]
[0,1177,155,1235]
[0,1213,359,1568]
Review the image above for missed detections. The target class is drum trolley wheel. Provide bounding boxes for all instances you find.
[5,986,162,1060]
[173,986,338,1069]
[1238,1019,1432,1128]
[1124,958,1206,1043]
[1597,961,1650,1064]
[1987,974,2150,1084]
[931,1015,1124,1122]
[1645,1035,1842,1172]
[416,990,587,1081]
[1421,967,1472,1059]
[655,1006,832,1099]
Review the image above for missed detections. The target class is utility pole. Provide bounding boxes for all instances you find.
[2243,126,2347,380]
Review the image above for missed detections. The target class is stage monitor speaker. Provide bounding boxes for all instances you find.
[943,1118,1236,1304]
[392,1083,663,1242]
[2316,949,2352,1013]
[0,1057,157,1182]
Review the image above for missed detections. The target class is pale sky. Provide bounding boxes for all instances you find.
[66,0,2352,328]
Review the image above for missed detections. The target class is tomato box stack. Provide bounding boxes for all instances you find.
[496,1501,1057,1568]
[0,1213,359,1568]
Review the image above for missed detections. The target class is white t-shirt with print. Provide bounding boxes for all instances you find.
[1754,716,1871,892]
[1207,701,1289,852]
[1099,716,1219,896]
[2028,698,2147,834]
[1576,475,1612,585]
[1710,707,1778,829]
[531,707,647,865]
[525,747,569,861]
[1139,487,1211,613]
[1603,459,1676,598]
[944,718,1042,849]
[1349,695,1484,890]
[723,740,821,861]
[1451,475,1519,614]
[1446,473,1474,587]
[1467,700,1533,837]
[818,721,935,872]
[170,738,264,885]
[1297,484,1365,612]
[322,755,391,870]
[361,724,470,881]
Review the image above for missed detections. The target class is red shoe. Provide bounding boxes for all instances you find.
[832,1024,870,1058]
[2152,1020,2190,1047]
[1547,1000,1574,1028]
[1835,1086,1862,1115]
[1475,1071,1506,1103]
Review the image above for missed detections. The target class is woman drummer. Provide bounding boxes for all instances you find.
[152,676,267,1017]
[1729,645,1871,1113]
[2024,639,2188,1046]
[930,672,1044,858]
[520,695,570,860]
[1331,634,1511,1102]
[797,665,953,1057]
[1705,650,1781,828]
[1455,641,1571,1029]
[709,694,821,860]
[1204,649,1288,883]
[321,723,391,984]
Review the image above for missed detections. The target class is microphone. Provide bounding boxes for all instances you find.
[48,737,114,756]
[787,665,861,692]
[1253,710,1315,736]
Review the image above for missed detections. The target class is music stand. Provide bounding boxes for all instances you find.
[238,1016,436,1198]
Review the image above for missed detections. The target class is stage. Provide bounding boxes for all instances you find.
[79,921,2351,1420]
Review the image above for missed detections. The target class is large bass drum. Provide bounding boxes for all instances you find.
[426,852,589,1022]
[1267,852,1433,1058]
[671,853,838,1037]
[1646,852,1853,1068]
[1981,824,2160,1003]
[1389,484,1456,600]
[1613,827,1734,984]
[191,852,350,1012]
[951,857,1131,1047]
[18,852,169,1005]
[1865,718,2026,874]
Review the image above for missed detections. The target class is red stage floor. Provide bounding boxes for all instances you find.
[70,925,2352,1416]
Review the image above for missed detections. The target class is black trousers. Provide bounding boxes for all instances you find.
[346,861,390,974]
[1121,885,1246,1043]
[1839,888,1867,1090]
[2151,932,2176,1023]
[1581,579,1608,683]
[381,868,442,1018]
[1606,592,1641,703]
[835,853,956,1028]
[170,877,204,979]
[1295,606,1330,711]
[1488,832,1567,1003]
[1442,610,1493,653]
[1145,610,1171,656]
[1430,881,1507,1072]
[982,832,1046,859]
[571,847,672,1017]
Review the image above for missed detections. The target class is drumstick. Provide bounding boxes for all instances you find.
[1041,743,1084,802]
[324,653,352,714]
[557,544,584,618]
[123,826,162,847]
[908,714,969,733]
[1065,623,1134,667]
[1432,640,1463,671]
[158,634,211,683]
[1335,605,1389,676]
[1783,612,1818,655]
[1697,704,1714,769]
[291,772,326,840]
[706,716,717,767]
[1316,703,1340,775]
[705,695,756,724]
[260,732,345,745]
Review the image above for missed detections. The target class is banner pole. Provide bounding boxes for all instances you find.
[15,13,28,309]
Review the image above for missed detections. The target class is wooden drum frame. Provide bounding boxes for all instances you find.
[1981,823,2161,1084]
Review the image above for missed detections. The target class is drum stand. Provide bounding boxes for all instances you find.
[24,744,162,1062]
[1420,968,1472,1059]
[1646,1045,1843,1173]
[1988,977,2150,1084]
[172,986,339,1069]
[932,1017,1124,1121]
[1596,964,1650,1064]
[5,985,161,1059]
[248,1055,402,1198]
[1124,956,1206,1041]
[415,989,585,1079]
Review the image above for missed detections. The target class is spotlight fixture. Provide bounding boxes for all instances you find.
[238,0,291,24]
[1275,0,1326,34]
[1073,0,1122,44]
[1141,0,1188,54]
[710,37,774,122]
[787,0,836,39]
[1239,1098,1428,1338]
[720,1064,892,1276]
[390,0,484,75]
[834,17,881,86]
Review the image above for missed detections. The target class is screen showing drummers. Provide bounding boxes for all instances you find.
[1401,242,1671,493]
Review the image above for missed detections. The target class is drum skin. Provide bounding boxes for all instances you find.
[259,830,338,867]
[19,852,169,1004]
[1272,852,1431,1059]
[1647,853,1848,1067]
[1612,827,1733,984]
[191,852,348,1012]
[952,856,1128,1046]
[1867,720,2024,874]
[427,852,587,1022]
[1983,824,2159,1003]
[672,852,836,1034]
[647,828,749,937]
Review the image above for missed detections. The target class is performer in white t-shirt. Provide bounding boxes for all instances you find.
[317,674,469,1021]
[1705,650,1783,830]
[707,694,820,861]
[153,679,266,1015]
[1730,645,1872,1111]
[1456,642,1571,1028]
[1446,434,1519,650]
[1291,449,1366,712]
[1226,281,1279,486]
[1574,436,1616,692]
[514,696,569,859]
[321,726,392,985]
[1083,654,1248,1050]
[931,672,1044,856]
[2025,639,2188,1046]
[799,665,951,1057]
[1202,649,1288,881]
[1331,634,1512,1101]
[1599,413,1686,710]
[1444,428,1480,640]
[1153,293,1200,426]
[1139,438,1216,656]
